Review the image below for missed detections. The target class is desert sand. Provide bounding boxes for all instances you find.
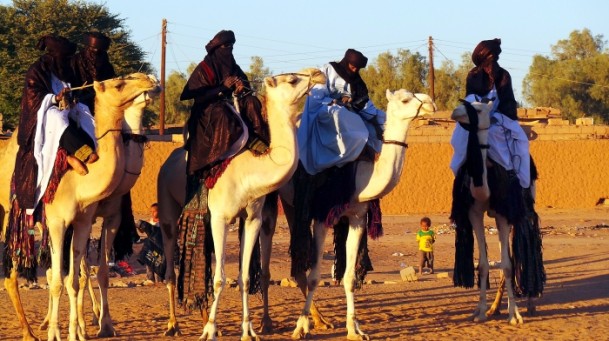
[1,206,609,340]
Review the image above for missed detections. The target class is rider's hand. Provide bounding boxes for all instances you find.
[222,76,238,89]
[56,88,71,103]
[341,96,352,104]
[233,78,245,94]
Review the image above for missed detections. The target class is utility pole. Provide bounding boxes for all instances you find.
[428,36,435,102]
[159,19,167,135]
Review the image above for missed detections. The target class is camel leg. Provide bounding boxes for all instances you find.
[46,218,66,340]
[86,260,101,326]
[486,271,505,316]
[95,222,118,337]
[40,268,52,331]
[496,214,523,325]
[343,221,369,341]
[161,218,182,336]
[76,257,90,338]
[470,201,489,322]
[4,268,40,341]
[200,217,228,341]
[238,214,262,341]
[292,222,327,340]
[282,197,333,332]
[66,217,93,341]
[258,204,276,334]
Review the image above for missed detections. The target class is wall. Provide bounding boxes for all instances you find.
[2,123,609,215]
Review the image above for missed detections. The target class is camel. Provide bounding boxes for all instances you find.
[156,68,326,340]
[35,90,160,338]
[449,98,544,325]
[1,73,160,341]
[267,89,435,340]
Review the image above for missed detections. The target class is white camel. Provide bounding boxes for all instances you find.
[449,98,544,325]
[36,90,159,338]
[1,73,160,341]
[156,69,326,340]
[274,89,435,340]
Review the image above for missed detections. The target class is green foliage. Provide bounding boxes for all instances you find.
[245,56,272,96]
[360,49,428,109]
[0,0,152,128]
[524,29,609,123]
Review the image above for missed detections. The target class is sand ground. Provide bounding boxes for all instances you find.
[1,206,609,340]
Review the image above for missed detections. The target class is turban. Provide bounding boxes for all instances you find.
[472,38,502,67]
[37,35,77,57]
[205,30,236,53]
[342,48,368,69]
[83,32,111,51]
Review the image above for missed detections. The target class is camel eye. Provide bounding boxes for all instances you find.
[287,76,298,84]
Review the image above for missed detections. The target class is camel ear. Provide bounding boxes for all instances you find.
[94,80,105,93]
[386,89,393,100]
[264,76,277,88]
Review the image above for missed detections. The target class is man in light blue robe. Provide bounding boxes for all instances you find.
[297,49,386,175]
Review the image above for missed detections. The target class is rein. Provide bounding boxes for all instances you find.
[383,140,408,148]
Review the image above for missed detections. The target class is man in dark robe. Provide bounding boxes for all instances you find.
[180,29,269,178]
[14,35,96,210]
[72,31,116,115]
[465,38,518,120]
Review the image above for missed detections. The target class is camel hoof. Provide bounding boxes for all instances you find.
[97,324,117,338]
[347,333,370,341]
[164,326,182,337]
[508,316,524,325]
[472,314,488,323]
[258,316,274,334]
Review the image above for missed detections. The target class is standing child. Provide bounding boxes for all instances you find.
[416,217,435,275]
[137,203,164,285]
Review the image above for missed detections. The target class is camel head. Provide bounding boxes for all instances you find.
[94,73,160,112]
[264,68,325,105]
[123,86,162,134]
[385,90,436,123]
[451,97,493,131]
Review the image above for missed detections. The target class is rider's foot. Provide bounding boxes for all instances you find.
[67,155,88,175]
[86,152,99,164]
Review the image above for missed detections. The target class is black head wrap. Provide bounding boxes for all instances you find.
[205,30,236,53]
[329,48,369,110]
[471,38,502,66]
[37,35,76,57]
[83,32,111,51]
[342,48,368,69]
[202,30,239,84]
[36,35,76,81]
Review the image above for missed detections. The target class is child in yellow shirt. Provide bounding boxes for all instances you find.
[416,217,435,275]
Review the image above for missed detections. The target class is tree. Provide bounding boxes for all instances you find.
[433,52,475,110]
[0,0,152,128]
[361,49,428,109]
[523,29,609,123]
[245,56,272,96]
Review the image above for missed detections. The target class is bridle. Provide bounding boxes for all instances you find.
[382,92,427,149]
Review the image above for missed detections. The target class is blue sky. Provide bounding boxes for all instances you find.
[4,0,609,104]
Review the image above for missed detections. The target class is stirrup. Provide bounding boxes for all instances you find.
[247,137,269,155]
